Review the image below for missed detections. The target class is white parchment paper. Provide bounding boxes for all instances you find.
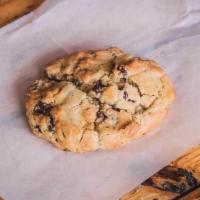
[0,0,200,199]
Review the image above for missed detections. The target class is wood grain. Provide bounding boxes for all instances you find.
[120,145,200,200]
[179,186,200,199]
[0,0,45,27]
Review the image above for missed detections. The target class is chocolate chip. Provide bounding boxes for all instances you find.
[48,116,55,132]
[97,111,106,120]
[110,61,116,70]
[34,101,52,116]
[128,99,135,103]
[34,125,42,133]
[62,74,68,80]
[117,65,127,76]
[123,91,128,100]
[120,78,126,82]
[118,81,125,90]
[73,79,80,86]
[118,85,124,90]
[90,51,96,56]
[29,82,38,91]
[112,106,120,112]
[93,81,103,92]
[49,75,59,81]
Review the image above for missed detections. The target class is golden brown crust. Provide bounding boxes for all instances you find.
[26,47,175,152]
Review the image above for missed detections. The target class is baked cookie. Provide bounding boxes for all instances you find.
[26,47,175,152]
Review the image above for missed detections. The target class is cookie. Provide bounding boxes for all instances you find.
[26,47,175,152]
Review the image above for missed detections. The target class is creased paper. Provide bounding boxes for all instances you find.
[0,0,200,199]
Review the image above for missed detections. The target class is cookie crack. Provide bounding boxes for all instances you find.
[159,75,167,96]
[128,80,143,97]
[133,77,165,118]
[78,130,85,145]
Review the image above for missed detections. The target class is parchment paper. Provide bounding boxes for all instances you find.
[0,0,200,199]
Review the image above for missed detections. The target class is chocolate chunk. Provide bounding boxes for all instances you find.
[73,79,80,86]
[34,101,52,116]
[120,78,126,82]
[49,75,59,81]
[110,61,116,70]
[97,111,107,120]
[93,81,103,92]
[123,91,128,100]
[117,65,127,76]
[112,106,120,112]
[128,99,135,103]
[29,82,38,91]
[34,125,42,133]
[48,116,55,132]
[90,51,96,56]
[118,85,124,90]
[62,74,68,80]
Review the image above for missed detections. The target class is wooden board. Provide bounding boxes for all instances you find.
[0,0,45,27]
[179,186,200,199]
[120,145,200,200]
